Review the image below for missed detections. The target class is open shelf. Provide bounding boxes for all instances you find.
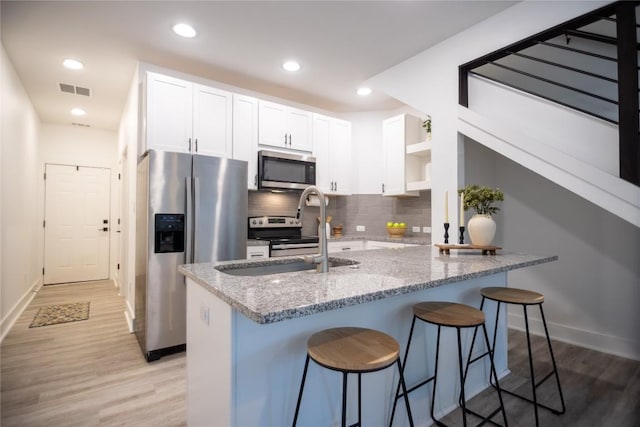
[406,141,432,155]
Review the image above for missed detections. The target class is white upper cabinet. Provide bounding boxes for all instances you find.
[313,114,352,195]
[145,72,232,158]
[258,100,312,152]
[192,84,233,157]
[382,114,421,197]
[146,72,192,154]
[232,94,259,190]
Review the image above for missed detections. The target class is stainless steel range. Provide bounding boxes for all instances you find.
[248,216,319,257]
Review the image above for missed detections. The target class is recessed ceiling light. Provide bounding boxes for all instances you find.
[173,23,197,38]
[357,87,372,96]
[63,59,84,70]
[71,108,86,116]
[282,61,301,72]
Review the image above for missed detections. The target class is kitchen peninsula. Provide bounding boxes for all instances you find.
[179,246,556,426]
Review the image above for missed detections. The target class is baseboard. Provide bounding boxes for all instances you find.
[508,313,640,361]
[1,277,42,342]
[124,300,135,333]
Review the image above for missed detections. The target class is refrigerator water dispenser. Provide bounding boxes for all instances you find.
[154,214,185,253]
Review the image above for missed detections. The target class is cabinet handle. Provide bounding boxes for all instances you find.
[382,183,385,193]
[254,174,258,186]
[341,247,351,251]
[195,139,198,153]
[284,133,288,146]
[288,134,292,146]
[188,138,192,151]
[335,181,338,192]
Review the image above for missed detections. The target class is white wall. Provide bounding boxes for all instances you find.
[466,140,640,360]
[366,1,640,359]
[1,45,42,340]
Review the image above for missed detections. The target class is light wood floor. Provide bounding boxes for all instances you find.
[1,280,185,427]
[2,281,639,426]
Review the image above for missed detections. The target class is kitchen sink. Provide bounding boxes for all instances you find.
[215,257,359,276]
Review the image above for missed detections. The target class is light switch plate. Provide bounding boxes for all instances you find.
[412,226,420,232]
[423,227,432,233]
[356,225,365,232]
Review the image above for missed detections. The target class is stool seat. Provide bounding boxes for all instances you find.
[481,287,544,305]
[413,301,485,327]
[308,327,399,372]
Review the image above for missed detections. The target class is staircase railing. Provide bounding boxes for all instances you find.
[459,1,639,186]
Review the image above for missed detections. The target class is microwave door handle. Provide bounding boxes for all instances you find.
[185,177,193,264]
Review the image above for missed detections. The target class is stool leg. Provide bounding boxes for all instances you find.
[540,304,566,414]
[292,354,310,427]
[461,298,485,388]
[482,323,509,427]
[457,328,468,427]
[395,358,415,427]
[390,316,418,425]
[342,372,348,427]
[358,373,362,427]
[523,305,540,427]
[430,326,446,427]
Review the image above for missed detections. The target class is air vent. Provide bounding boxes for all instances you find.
[59,83,91,96]
[72,122,91,128]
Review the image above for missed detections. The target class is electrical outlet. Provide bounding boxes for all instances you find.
[200,304,210,325]
[356,225,365,232]
[423,226,432,233]
[412,226,420,232]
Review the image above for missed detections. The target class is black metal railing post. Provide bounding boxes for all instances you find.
[616,2,639,186]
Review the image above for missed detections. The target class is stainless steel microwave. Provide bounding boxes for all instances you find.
[258,150,316,191]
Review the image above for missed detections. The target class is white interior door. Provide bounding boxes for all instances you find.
[44,164,111,284]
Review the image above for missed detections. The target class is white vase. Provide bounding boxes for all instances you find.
[467,214,496,246]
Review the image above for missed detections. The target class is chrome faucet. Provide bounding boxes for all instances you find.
[296,186,329,273]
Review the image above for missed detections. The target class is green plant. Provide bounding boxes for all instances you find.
[422,115,431,134]
[458,185,504,216]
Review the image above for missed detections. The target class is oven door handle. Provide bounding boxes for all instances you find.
[271,243,319,250]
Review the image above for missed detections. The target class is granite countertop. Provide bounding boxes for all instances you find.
[179,246,556,325]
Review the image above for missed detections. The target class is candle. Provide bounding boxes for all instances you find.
[444,191,449,222]
[460,192,465,226]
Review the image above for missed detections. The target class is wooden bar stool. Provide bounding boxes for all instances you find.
[292,327,414,427]
[390,302,508,427]
[473,287,566,427]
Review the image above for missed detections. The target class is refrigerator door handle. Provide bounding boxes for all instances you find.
[193,177,200,263]
[185,177,194,264]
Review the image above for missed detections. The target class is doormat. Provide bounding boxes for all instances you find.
[29,302,90,328]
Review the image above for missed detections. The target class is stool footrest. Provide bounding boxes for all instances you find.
[492,385,565,415]
[394,375,436,400]
[463,406,507,427]
[468,350,491,365]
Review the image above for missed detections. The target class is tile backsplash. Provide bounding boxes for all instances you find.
[248,191,431,237]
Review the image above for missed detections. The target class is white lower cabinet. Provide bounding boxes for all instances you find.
[246,246,269,260]
[327,240,365,254]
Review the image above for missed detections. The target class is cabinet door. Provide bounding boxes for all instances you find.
[330,119,352,195]
[258,101,287,149]
[287,108,312,151]
[233,95,259,190]
[193,84,233,158]
[382,115,406,195]
[146,72,192,153]
[312,114,332,193]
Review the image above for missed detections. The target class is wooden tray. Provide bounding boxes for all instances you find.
[434,243,502,255]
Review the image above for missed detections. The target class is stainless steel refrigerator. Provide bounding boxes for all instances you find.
[135,150,247,361]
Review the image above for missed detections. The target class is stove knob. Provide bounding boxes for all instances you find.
[289,219,293,224]
[251,219,257,225]
[295,219,300,224]
[258,219,263,225]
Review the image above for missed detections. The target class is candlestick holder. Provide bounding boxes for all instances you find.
[459,226,465,244]
[443,223,450,244]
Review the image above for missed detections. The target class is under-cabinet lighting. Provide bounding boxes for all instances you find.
[357,87,372,96]
[70,108,86,116]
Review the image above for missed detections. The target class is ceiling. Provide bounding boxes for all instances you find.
[1,1,517,131]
